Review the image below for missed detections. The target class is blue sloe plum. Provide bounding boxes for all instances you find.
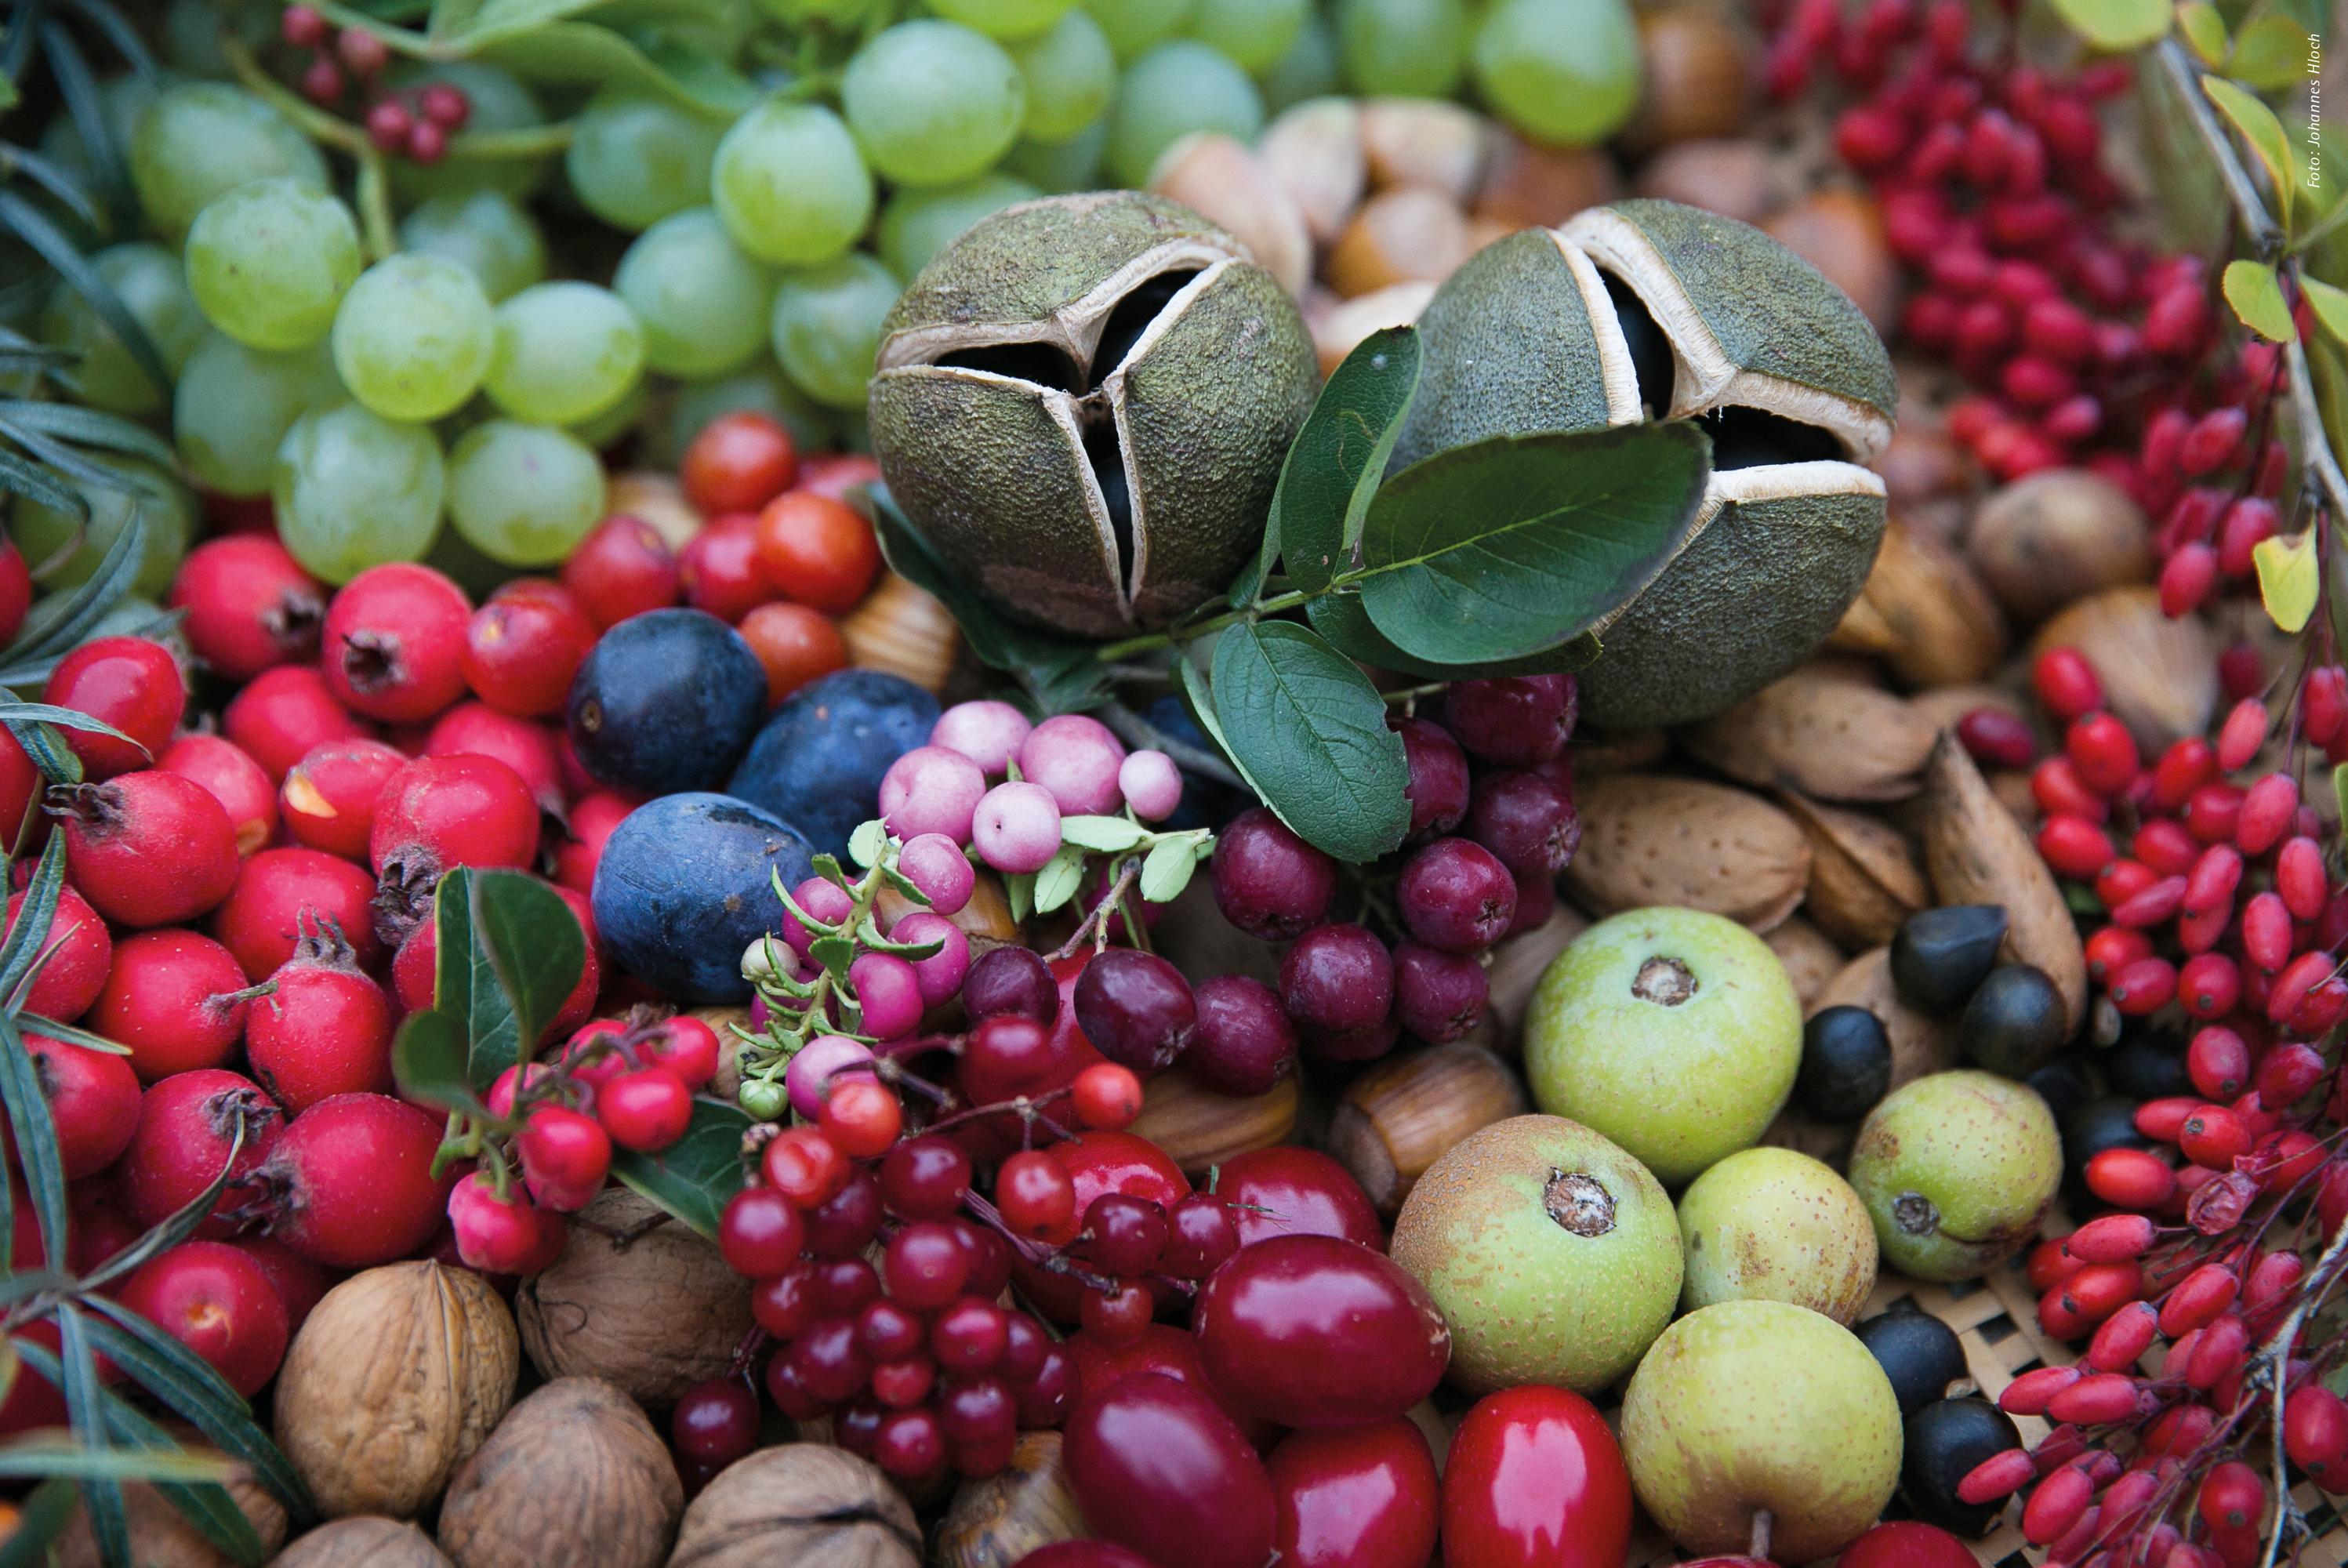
[567,608,765,796]
[726,669,938,857]
[592,792,814,1002]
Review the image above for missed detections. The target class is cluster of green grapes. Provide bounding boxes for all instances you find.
[20,0,1631,601]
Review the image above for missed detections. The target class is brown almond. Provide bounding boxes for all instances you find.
[1149,133,1312,297]
[1847,518,2008,688]
[1563,774,1811,932]
[1812,947,1958,1089]
[1968,470,2154,626]
[1257,98,1364,246]
[1762,189,1899,334]
[1626,7,1754,149]
[1779,791,1929,949]
[602,471,699,552]
[933,1432,1084,1568]
[1359,97,1492,200]
[2030,586,2216,753]
[1678,667,1935,803]
[1905,682,2025,738]
[1764,915,1845,1009]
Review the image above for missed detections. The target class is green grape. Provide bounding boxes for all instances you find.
[1258,11,1341,112]
[749,0,873,19]
[1335,0,1468,96]
[666,364,834,461]
[446,419,606,567]
[1082,0,1196,60]
[9,458,191,598]
[386,63,551,205]
[129,83,328,238]
[1003,118,1109,191]
[841,21,1028,188]
[37,244,205,415]
[613,207,775,380]
[1189,0,1307,71]
[38,73,161,196]
[770,253,899,410]
[184,179,362,351]
[162,0,272,78]
[1011,9,1117,143]
[1107,40,1263,187]
[481,281,645,426]
[397,190,548,304]
[566,89,726,233]
[332,255,496,423]
[568,376,651,450]
[273,404,445,583]
[713,99,874,266]
[878,175,1040,279]
[174,332,343,498]
[1472,0,1640,147]
[928,0,1078,40]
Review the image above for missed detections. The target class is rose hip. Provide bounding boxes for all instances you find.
[118,1069,281,1237]
[116,1240,290,1396]
[159,735,277,858]
[26,1032,139,1178]
[279,738,407,861]
[462,590,596,717]
[5,884,110,1022]
[245,927,394,1112]
[246,1092,452,1268]
[93,929,252,1081]
[321,563,471,723]
[49,772,240,927]
[45,635,187,779]
[167,535,325,680]
[560,515,681,630]
[210,846,382,981]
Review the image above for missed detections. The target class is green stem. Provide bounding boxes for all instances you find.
[1093,587,1312,663]
[353,150,396,261]
[220,37,368,157]
[447,121,577,160]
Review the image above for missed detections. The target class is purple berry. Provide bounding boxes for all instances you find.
[879,745,988,844]
[1397,837,1517,953]
[963,946,1058,1024]
[1279,922,1395,1035]
[1117,750,1184,822]
[1390,717,1469,839]
[1443,675,1576,768]
[1508,869,1558,935]
[1188,975,1297,1096]
[895,833,974,915]
[784,875,856,956]
[1464,769,1580,876]
[1393,941,1490,1042]
[891,911,970,1006]
[1072,948,1196,1071]
[931,699,1032,775]
[1302,1013,1401,1063]
[850,951,924,1039]
[1210,807,1337,940]
[971,781,1061,874]
[1017,713,1125,815]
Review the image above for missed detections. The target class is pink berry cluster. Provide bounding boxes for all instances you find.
[1210,674,1578,1064]
[280,4,472,165]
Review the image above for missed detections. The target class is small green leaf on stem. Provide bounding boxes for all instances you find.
[2306,278,2348,346]
[1138,837,1199,903]
[2228,14,2309,89]
[1032,845,1086,915]
[2222,259,2297,341]
[2176,2,2227,63]
[2202,75,2299,220]
[847,818,887,869]
[1059,815,1147,854]
[2049,0,2169,49]
[2252,529,2319,632]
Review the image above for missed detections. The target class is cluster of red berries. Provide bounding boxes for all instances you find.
[279,5,471,163]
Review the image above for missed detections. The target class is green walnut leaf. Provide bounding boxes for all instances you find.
[431,868,589,1091]
[1304,590,1600,680]
[2223,259,2297,341]
[1207,621,1410,864]
[1244,326,1422,603]
[2202,75,2299,220]
[608,1098,753,1237]
[1353,423,1710,667]
[2049,0,2169,49]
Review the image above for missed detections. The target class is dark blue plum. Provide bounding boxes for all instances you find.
[725,670,938,858]
[567,608,766,796]
[592,792,814,1003]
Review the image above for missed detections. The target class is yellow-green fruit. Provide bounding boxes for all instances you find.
[869,191,1317,637]
[1621,1300,1903,1563]
[1677,1147,1877,1323]
[1394,198,1896,729]
[1389,1113,1680,1396]
[1523,907,1801,1185]
[1849,1070,2061,1283]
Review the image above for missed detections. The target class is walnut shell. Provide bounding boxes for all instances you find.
[1779,791,1929,949]
[56,1457,287,1568]
[1967,470,2154,626]
[1812,948,1958,1090]
[1919,731,2088,1037]
[1763,915,1845,1008]
[2030,586,2217,753]
[276,1262,518,1519]
[1148,133,1312,298]
[517,1189,753,1406]
[1562,774,1811,932]
[1127,1065,1297,1178]
[437,1377,682,1568]
[932,1432,1085,1568]
[667,1445,920,1568]
[270,1519,452,1568]
[1678,667,1935,803]
[1327,1043,1529,1216]
[838,573,958,695]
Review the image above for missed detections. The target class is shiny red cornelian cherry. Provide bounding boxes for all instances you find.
[1192,1234,1449,1429]
[1834,1521,1976,1567]
[1439,1384,1633,1568]
[1214,1144,1383,1251]
[1062,1373,1276,1568]
[1268,1417,1439,1568]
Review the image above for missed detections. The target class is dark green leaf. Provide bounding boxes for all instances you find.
[0,833,69,1004]
[0,1013,67,1269]
[2,138,102,230]
[53,1305,132,1568]
[16,1014,126,1054]
[464,869,586,1086]
[0,1477,79,1568]
[0,192,169,397]
[1264,326,1421,597]
[69,1370,271,1566]
[391,1008,492,1117]
[0,445,93,517]
[608,1098,753,1236]
[1305,590,1601,679]
[4,717,83,787]
[0,701,143,753]
[1207,621,1409,863]
[1354,423,1710,666]
[0,1441,239,1482]
[0,0,45,82]
[0,401,183,471]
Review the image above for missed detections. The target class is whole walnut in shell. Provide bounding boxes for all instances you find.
[55,1461,288,1568]
[667,1445,920,1568]
[269,1518,452,1567]
[437,1377,681,1568]
[516,1188,752,1405]
[276,1261,519,1519]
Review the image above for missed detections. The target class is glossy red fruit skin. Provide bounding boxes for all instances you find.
[116,1240,290,1397]
[1834,1520,1977,1567]
[4,884,110,1022]
[423,702,564,812]
[1011,1131,1189,1323]
[245,949,395,1112]
[1066,1322,1275,1450]
[168,535,325,680]
[252,1092,453,1268]
[368,754,540,879]
[225,1236,337,1333]
[279,737,407,860]
[211,847,383,981]
[1063,1373,1279,1568]
[1012,1546,1159,1568]
[553,791,633,896]
[1440,1385,1632,1568]
[0,539,29,646]
[24,1032,140,1177]
[559,514,681,630]
[91,929,252,1081]
[222,666,370,785]
[1194,1235,1449,1428]
[160,735,278,857]
[462,592,596,717]
[1215,1145,1384,1252]
[51,772,241,927]
[118,1069,281,1238]
[1270,1419,1439,1568]
[46,635,187,779]
[321,563,473,723]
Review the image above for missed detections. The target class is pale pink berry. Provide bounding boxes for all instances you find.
[892,911,971,1005]
[972,781,1061,874]
[782,875,855,956]
[850,951,924,1039]
[931,700,1032,775]
[879,745,988,844]
[786,1034,873,1121]
[895,833,974,915]
[1118,750,1182,822]
[1018,713,1125,815]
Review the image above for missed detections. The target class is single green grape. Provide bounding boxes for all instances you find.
[749,0,872,18]
[273,403,445,583]
[481,281,646,426]
[928,0,1077,40]
[1189,0,1308,71]
[568,376,651,450]
[1011,9,1117,143]
[38,73,159,197]
[1258,11,1342,112]
[174,332,344,497]
[1472,0,1641,147]
[841,21,1028,188]
[386,63,551,205]
[613,207,775,380]
[713,99,874,266]
[1107,40,1264,187]
[397,190,548,304]
[666,364,835,461]
[1334,0,1468,96]
[566,89,727,233]
[129,83,328,238]
[183,179,363,351]
[770,253,900,410]
[446,419,607,567]
[1081,0,1196,60]
[878,175,1040,279]
[331,255,496,423]
[1003,119,1110,191]
[9,458,192,598]
[38,244,205,415]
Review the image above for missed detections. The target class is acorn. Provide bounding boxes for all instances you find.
[1327,1042,1530,1215]
[1395,199,1896,731]
[837,572,958,694]
[931,1431,1086,1568]
[868,191,1319,640]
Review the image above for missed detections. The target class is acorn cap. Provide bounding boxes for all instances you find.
[870,191,1318,637]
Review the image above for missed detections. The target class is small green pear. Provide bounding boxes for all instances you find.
[1523,907,1802,1185]
[1848,1070,2061,1283]
[1621,1300,1903,1563]
[1389,1113,1682,1396]
[1677,1146,1878,1324]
